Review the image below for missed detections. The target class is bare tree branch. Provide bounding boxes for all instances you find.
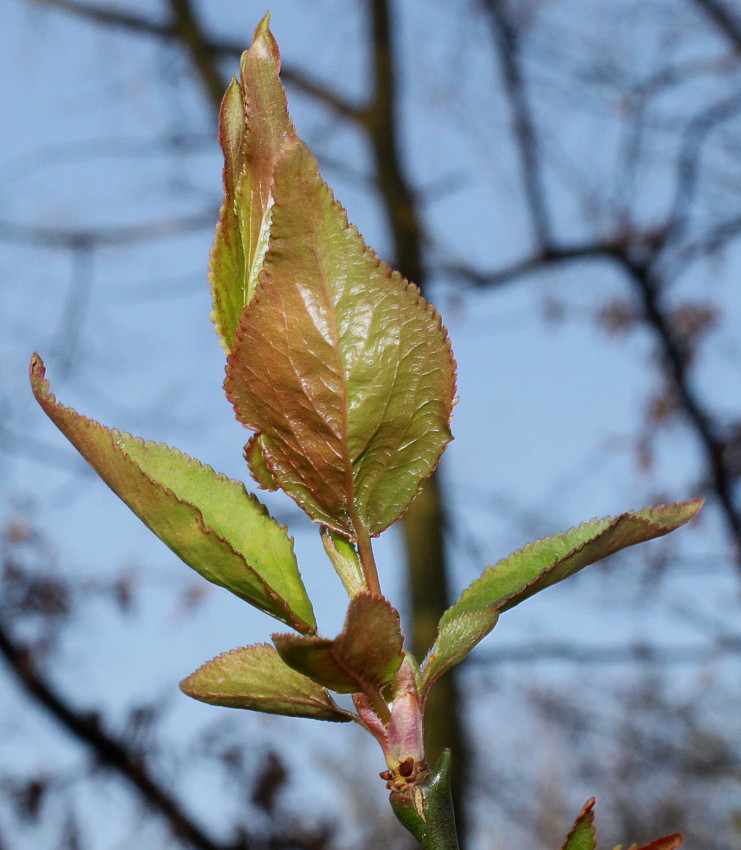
[0,213,215,249]
[619,254,741,569]
[0,619,247,850]
[440,240,627,288]
[469,637,741,665]
[664,90,741,247]
[688,0,741,51]
[482,0,552,249]
[28,0,363,120]
[166,0,227,109]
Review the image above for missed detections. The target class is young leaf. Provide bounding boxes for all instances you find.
[225,134,456,539]
[624,837,683,850]
[180,643,351,722]
[419,609,499,702]
[30,354,315,633]
[320,527,365,597]
[421,501,701,693]
[246,432,279,491]
[209,13,292,352]
[272,594,404,693]
[560,799,597,850]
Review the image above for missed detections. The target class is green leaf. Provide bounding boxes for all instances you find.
[272,593,404,693]
[319,527,365,597]
[209,13,292,352]
[420,610,499,701]
[422,501,701,693]
[560,799,597,850]
[180,643,351,722]
[224,134,456,539]
[30,354,315,633]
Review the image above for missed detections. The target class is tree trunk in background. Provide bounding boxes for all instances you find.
[366,0,468,840]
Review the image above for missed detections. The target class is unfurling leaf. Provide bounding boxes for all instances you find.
[560,799,597,850]
[180,643,351,721]
[272,594,403,693]
[209,12,292,352]
[225,134,456,539]
[320,527,365,597]
[30,354,315,633]
[422,501,701,693]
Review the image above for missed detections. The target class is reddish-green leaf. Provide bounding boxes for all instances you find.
[225,134,456,539]
[560,799,597,850]
[180,643,351,721]
[421,501,701,694]
[30,354,315,633]
[245,432,279,491]
[626,836,683,850]
[209,13,292,352]
[272,594,404,693]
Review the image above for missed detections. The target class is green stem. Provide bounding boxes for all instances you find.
[389,750,460,850]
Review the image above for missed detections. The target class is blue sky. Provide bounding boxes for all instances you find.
[2,2,740,847]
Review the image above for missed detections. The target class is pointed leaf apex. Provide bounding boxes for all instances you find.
[249,11,280,66]
[254,11,271,36]
[559,798,597,850]
[29,352,47,391]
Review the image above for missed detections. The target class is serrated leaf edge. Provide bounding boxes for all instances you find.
[443,501,702,627]
[226,137,457,539]
[559,798,597,850]
[180,643,353,722]
[30,354,314,634]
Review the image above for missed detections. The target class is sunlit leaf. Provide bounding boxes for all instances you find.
[420,609,499,701]
[225,134,456,539]
[422,501,701,693]
[180,643,351,721]
[209,13,291,352]
[272,594,404,693]
[30,354,315,633]
[560,799,597,850]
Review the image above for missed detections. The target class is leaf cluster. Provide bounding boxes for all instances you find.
[28,13,702,848]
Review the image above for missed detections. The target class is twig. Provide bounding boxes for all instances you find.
[0,619,247,850]
[688,0,741,50]
[482,0,552,249]
[28,0,363,120]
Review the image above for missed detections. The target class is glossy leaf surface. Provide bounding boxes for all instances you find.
[30,354,315,633]
[272,594,403,693]
[225,134,455,539]
[560,799,597,850]
[209,13,291,351]
[180,643,351,721]
[422,501,701,692]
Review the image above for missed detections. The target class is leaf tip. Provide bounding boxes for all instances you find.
[29,352,52,405]
[249,11,280,66]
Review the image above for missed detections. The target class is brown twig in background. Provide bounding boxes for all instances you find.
[0,619,247,850]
